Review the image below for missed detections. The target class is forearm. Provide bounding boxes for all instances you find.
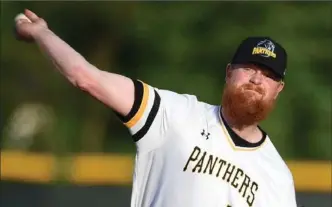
[15,10,135,115]
[32,28,134,115]
[33,28,94,85]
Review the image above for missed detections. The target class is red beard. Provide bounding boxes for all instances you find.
[221,83,276,129]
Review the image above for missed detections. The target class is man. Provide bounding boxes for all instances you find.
[15,9,297,207]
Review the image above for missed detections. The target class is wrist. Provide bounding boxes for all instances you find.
[32,27,51,40]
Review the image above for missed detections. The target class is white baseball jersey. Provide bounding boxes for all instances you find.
[119,79,297,207]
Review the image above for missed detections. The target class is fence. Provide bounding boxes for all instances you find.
[1,150,331,207]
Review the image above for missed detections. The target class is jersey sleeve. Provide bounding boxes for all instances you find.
[118,79,198,153]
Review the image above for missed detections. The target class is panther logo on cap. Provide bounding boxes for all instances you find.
[252,39,277,58]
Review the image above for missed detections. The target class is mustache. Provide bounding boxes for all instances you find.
[241,84,265,96]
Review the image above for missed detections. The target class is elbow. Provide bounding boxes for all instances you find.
[75,76,93,92]
[75,79,89,91]
[71,65,96,91]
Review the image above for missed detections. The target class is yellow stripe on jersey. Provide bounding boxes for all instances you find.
[125,82,149,128]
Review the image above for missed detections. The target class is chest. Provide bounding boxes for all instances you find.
[160,124,290,206]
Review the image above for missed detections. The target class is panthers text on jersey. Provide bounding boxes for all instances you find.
[117,79,297,207]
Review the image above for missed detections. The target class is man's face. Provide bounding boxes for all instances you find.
[221,63,284,127]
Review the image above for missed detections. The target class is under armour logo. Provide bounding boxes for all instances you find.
[201,129,210,140]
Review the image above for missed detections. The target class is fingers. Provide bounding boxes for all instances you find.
[15,13,32,26]
[15,13,31,23]
[16,19,30,26]
[24,9,40,22]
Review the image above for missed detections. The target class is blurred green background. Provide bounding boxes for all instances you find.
[1,1,331,159]
[0,1,331,206]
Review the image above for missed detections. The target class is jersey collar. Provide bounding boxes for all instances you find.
[218,107,267,149]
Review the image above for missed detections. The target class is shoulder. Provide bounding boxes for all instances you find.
[157,88,199,106]
[156,87,214,115]
[156,87,221,125]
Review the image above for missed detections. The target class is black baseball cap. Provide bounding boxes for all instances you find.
[231,37,287,79]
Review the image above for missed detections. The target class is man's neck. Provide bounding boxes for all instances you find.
[221,108,263,144]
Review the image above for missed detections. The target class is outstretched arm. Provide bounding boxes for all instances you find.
[15,9,134,116]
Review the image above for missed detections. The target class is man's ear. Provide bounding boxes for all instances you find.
[225,63,232,82]
[274,81,285,99]
[277,81,285,93]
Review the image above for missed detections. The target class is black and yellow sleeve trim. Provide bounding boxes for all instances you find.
[118,79,161,142]
[132,90,160,142]
[120,79,144,123]
[119,79,149,128]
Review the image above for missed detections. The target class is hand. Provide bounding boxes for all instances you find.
[15,9,49,42]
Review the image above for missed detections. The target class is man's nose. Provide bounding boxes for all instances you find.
[250,71,263,85]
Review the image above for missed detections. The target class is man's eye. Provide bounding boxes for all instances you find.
[265,73,273,79]
[266,73,281,81]
[244,68,253,71]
